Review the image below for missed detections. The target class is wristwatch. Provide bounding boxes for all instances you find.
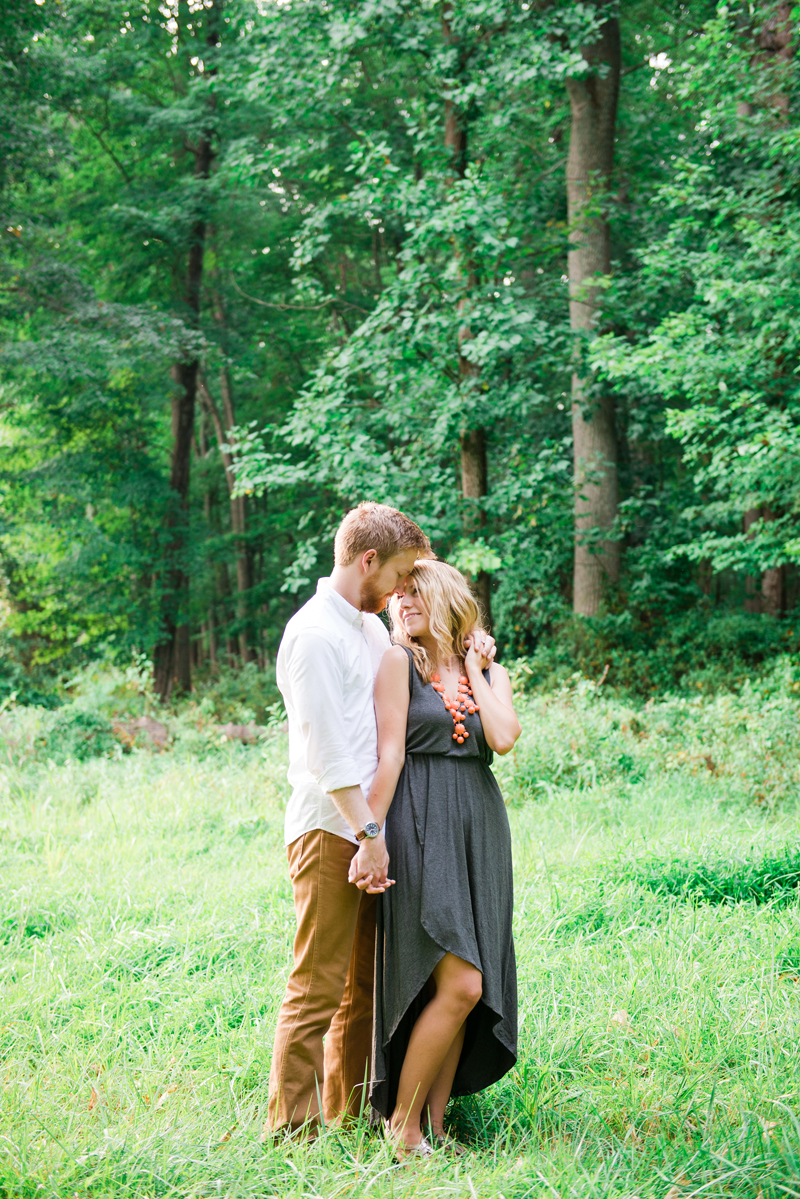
[355,821,380,841]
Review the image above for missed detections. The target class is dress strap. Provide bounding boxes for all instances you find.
[398,643,416,692]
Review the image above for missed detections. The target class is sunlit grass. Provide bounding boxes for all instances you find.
[2,693,800,1197]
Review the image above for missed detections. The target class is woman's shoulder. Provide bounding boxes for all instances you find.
[487,661,510,686]
[379,644,412,673]
[375,644,412,698]
[385,643,411,662]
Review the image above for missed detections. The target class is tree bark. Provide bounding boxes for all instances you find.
[153,6,220,701]
[443,3,492,628]
[737,1,793,115]
[566,9,621,617]
[198,369,254,663]
[738,8,792,617]
[154,354,202,700]
[744,506,784,615]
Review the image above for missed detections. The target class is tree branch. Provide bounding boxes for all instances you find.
[67,109,133,184]
[229,275,370,315]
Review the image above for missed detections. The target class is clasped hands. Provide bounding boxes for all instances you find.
[348,631,496,895]
[349,833,394,894]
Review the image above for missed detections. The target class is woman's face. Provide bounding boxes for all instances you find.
[398,580,430,639]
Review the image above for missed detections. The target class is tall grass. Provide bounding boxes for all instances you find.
[2,682,800,1196]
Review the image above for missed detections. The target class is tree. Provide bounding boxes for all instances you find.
[566,3,621,616]
[595,6,800,608]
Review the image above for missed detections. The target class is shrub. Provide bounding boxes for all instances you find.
[516,610,800,698]
[496,669,800,812]
[37,707,119,763]
[621,848,800,907]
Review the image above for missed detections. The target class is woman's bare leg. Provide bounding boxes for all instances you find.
[423,1020,466,1135]
[389,954,481,1149]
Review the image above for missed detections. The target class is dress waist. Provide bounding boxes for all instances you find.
[405,749,492,765]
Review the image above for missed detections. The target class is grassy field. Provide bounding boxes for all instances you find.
[2,677,800,1198]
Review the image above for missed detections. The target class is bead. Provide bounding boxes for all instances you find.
[433,665,480,737]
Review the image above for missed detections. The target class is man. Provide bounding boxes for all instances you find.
[266,502,431,1133]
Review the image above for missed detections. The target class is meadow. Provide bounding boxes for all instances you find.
[2,671,800,1198]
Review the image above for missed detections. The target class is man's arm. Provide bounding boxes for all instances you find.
[331,784,393,893]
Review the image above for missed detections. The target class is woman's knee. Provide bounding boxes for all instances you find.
[449,969,482,1014]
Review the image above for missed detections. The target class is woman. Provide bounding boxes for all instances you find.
[354,558,521,1157]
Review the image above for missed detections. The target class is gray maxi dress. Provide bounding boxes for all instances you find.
[370,647,517,1120]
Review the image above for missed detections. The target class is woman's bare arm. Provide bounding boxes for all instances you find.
[366,645,410,825]
[464,642,521,755]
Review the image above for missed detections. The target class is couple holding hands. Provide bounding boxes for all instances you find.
[266,502,521,1158]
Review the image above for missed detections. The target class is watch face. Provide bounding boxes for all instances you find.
[364,822,380,839]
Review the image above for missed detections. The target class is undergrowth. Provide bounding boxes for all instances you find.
[519,609,800,698]
[2,669,800,1195]
[621,847,800,907]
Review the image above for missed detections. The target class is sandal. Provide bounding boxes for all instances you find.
[430,1130,468,1157]
[384,1121,434,1162]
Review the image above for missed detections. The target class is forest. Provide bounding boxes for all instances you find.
[1,0,798,703]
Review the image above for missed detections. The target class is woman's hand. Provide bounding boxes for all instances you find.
[466,631,496,671]
[464,634,485,675]
[348,835,395,893]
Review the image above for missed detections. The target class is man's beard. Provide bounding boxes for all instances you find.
[359,577,389,614]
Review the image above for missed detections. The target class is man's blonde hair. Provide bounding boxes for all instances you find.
[333,502,430,566]
[389,559,484,682]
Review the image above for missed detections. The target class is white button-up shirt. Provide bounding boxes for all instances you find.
[276,577,391,847]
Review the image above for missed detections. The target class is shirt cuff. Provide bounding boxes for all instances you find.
[316,761,362,794]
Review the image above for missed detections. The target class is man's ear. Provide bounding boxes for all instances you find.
[361,549,378,573]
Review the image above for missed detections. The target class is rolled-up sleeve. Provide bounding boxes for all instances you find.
[285,631,362,793]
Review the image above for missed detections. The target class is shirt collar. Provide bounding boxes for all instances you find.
[316,577,363,628]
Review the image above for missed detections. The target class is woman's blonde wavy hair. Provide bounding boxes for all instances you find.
[389,559,484,683]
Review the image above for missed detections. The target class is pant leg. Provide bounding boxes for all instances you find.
[267,830,362,1131]
[323,888,377,1122]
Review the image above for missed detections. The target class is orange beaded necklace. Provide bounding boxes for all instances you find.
[430,670,480,744]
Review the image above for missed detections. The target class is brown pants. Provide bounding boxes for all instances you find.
[267,829,377,1131]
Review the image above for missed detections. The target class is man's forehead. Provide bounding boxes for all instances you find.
[387,549,419,572]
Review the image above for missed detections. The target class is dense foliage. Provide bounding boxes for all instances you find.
[0,0,797,696]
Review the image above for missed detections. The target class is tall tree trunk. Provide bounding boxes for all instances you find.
[154,353,202,700]
[744,506,784,615]
[739,7,792,616]
[443,4,492,628]
[153,8,220,701]
[737,1,793,116]
[566,9,621,616]
[198,367,254,663]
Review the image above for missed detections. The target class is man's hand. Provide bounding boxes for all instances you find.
[348,833,394,893]
[467,630,496,670]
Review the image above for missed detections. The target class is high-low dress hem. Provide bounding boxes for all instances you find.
[369,650,517,1120]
